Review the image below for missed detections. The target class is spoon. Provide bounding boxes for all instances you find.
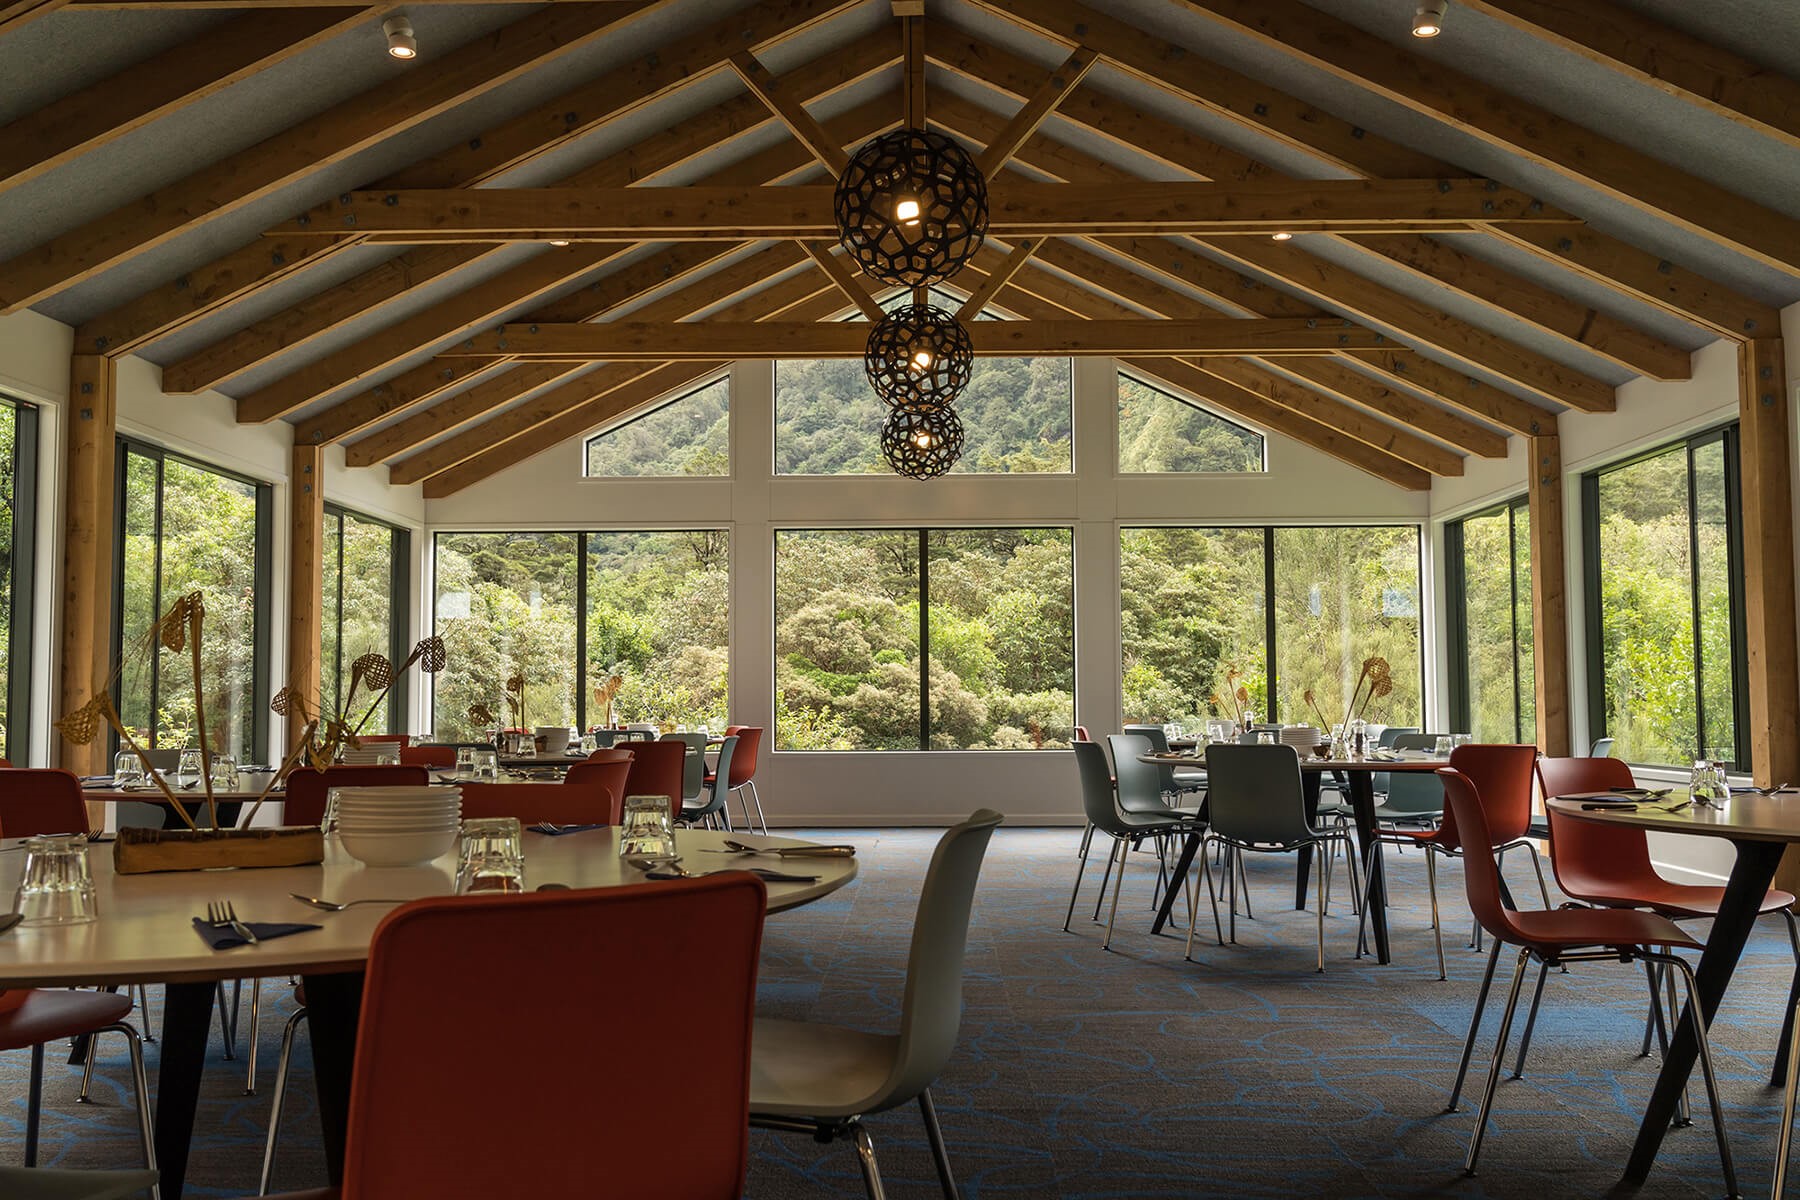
[289,893,409,912]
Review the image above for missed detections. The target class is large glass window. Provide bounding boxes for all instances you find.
[1120,526,1423,730]
[0,397,37,762]
[1584,427,1746,768]
[323,507,409,734]
[114,442,269,762]
[432,530,728,740]
[1118,372,1265,473]
[774,293,1073,475]
[1446,498,1535,744]
[774,528,1074,749]
[583,377,728,477]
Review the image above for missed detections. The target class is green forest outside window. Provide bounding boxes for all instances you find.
[322,506,409,734]
[774,528,1074,750]
[1583,426,1747,769]
[1117,372,1266,473]
[1121,526,1422,730]
[432,530,728,739]
[0,396,37,762]
[1446,498,1536,744]
[114,440,270,762]
[584,377,728,477]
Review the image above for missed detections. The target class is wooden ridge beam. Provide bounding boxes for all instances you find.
[902,10,924,127]
[953,6,1772,347]
[0,9,381,197]
[1162,0,1800,276]
[440,317,1397,360]
[1461,0,1800,154]
[0,3,667,313]
[930,22,1691,382]
[273,180,1576,240]
[977,45,1098,174]
[68,0,870,356]
[730,50,850,175]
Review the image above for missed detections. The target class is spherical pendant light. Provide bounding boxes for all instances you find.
[864,303,973,413]
[880,405,965,480]
[834,128,989,288]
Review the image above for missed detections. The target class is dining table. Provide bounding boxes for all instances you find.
[1143,750,1452,964]
[0,827,858,1198]
[1545,792,1800,1186]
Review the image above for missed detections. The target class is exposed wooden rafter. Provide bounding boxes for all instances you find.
[802,243,885,322]
[976,45,1098,175]
[729,50,850,175]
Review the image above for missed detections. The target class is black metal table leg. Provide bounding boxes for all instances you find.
[302,970,366,1185]
[1150,831,1201,936]
[153,981,216,1200]
[1346,771,1389,964]
[1625,837,1784,1184]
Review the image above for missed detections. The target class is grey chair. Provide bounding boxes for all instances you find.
[1372,733,1444,827]
[659,732,709,806]
[1589,736,1615,758]
[0,1167,159,1200]
[1070,741,1198,948]
[1192,743,1361,972]
[1123,724,1205,802]
[749,809,1003,1200]
[677,735,737,829]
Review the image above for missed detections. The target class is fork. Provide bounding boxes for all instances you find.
[207,900,259,945]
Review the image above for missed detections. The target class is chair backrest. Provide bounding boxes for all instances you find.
[1072,725,1091,742]
[1072,741,1131,836]
[1370,725,1419,792]
[284,765,431,828]
[621,739,686,809]
[1536,755,1656,902]
[1122,724,1183,793]
[1589,736,1616,758]
[724,726,761,790]
[1380,733,1445,817]
[1106,734,1172,816]
[563,757,633,825]
[455,779,614,826]
[1449,742,1539,844]
[0,768,90,836]
[399,745,456,769]
[1437,768,1535,948]
[342,876,766,1199]
[1203,744,1312,846]
[585,748,635,765]
[880,809,1002,1112]
[661,732,708,801]
[680,737,737,822]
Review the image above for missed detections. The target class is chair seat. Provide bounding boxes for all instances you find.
[1570,882,1796,922]
[1506,906,1702,954]
[1116,807,1196,832]
[0,990,132,1050]
[1170,770,1205,786]
[749,1016,901,1120]
[1372,804,1441,825]
[0,1166,163,1200]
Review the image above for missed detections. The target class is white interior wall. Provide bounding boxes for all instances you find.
[427,355,1429,826]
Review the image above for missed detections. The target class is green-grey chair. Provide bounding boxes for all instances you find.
[1073,740,1199,944]
[659,731,710,808]
[0,1168,159,1200]
[1372,733,1444,827]
[677,735,737,829]
[1123,724,1204,802]
[749,809,1004,1200]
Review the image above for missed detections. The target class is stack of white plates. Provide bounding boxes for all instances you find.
[340,745,399,765]
[1279,724,1323,750]
[334,786,461,867]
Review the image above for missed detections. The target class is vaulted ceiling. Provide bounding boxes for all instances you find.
[2,0,1797,495]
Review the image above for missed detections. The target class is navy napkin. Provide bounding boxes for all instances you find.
[191,917,321,950]
[529,823,608,836]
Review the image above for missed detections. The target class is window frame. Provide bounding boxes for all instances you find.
[1115,369,1269,476]
[0,395,38,762]
[1581,423,1750,770]
[110,436,273,759]
[580,374,731,480]
[1444,495,1531,744]
[323,504,411,733]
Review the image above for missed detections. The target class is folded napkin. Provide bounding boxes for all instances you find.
[529,823,608,836]
[191,917,321,951]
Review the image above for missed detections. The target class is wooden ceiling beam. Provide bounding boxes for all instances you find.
[69,0,872,357]
[0,2,667,314]
[955,238,1039,321]
[801,242,885,322]
[953,7,1775,344]
[902,12,924,127]
[274,180,1575,240]
[930,24,1691,381]
[976,45,1099,175]
[0,9,382,197]
[1461,0,1800,154]
[1162,0,1800,276]
[729,51,850,175]
[0,0,68,32]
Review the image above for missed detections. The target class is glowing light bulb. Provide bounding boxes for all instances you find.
[1412,17,1440,35]
[914,430,934,448]
[894,196,922,224]
[910,347,934,372]
[1270,231,1293,242]
[549,239,571,247]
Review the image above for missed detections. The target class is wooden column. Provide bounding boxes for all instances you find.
[288,443,324,752]
[57,355,116,782]
[1526,430,1572,757]
[1738,338,1799,785]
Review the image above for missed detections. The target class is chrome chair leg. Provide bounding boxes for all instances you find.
[1314,844,1327,973]
[78,1026,99,1102]
[1639,960,1660,1058]
[135,984,155,1042]
[1660,954,1737,1196]
[1774,993,1800,1200]
[259,1008,308,1195]
[1102,839,1128,951]
[1075,822,1094,861]
[1447,939,1504,1111]
[25,1042,43,1165]
[1509,959,1551,1079]
[1425,845,1446,980]
[1186,836,1222,962]
[744,779,768,833]
[245,979,261,1094]
[918,1088,961,1200]
[111,1023,161,1199]
[1464,947,1533,1176]
[217,981,238,1060]
[1091,832,1119,923]
[850,1120,890,1200]
[1661,959,1692,1126]
[1063,829,1096,933]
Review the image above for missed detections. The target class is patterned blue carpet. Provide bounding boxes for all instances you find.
[4,827,1795,1197]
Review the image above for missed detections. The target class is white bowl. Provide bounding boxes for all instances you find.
[339,826,459,868]
[535,726,572,756]
[337,812,461,828]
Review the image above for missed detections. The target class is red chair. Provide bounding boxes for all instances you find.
[565,752,633,825]
[455,779,614,826]
[259,875,766,1200]
[1072,726,1091,742]
[0,768,92,836]
[618,738,686,810]
[399,745,456,769]
[283,765,430,828]
[1359,744,1544,979]
[719,725,766,833]
[1436,766,1737,1191]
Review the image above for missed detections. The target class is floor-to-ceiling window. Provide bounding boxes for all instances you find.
[1117,371,1266,473]
[774,528,1074,749]
[1446,497,1535,744]
[1584,425,1747,768]
[322,506,409,734]
[0,396,37,762]
[114,440,270,762]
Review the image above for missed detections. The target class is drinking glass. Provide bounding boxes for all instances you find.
[1256,730,1275,746]
[1689,760,1729,808]
[513,733,537,760]
[1453,734,1474,750]
[1433,735,1454,758]
[1205,720,1225,745]
[577,734,597,756]
[457,817,524,893]
[454,746,476,779]
[619,795,676,864]
[210,754,239,792]
[113,750,145,789]
[14,834,97,925]
[471,748,499,782]
[176,747,204,790]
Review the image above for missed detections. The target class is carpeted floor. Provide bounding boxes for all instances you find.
[4,827,1795,1198]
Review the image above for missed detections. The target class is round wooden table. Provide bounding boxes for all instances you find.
[1546,794,1800,1186]
[0,827,856,1197]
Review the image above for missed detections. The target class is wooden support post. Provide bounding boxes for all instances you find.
[58,357,117,798]
[288,443,325,752]
[901,13,924,128]
[1526,430,1572,757]
[1738,338,1799,788]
